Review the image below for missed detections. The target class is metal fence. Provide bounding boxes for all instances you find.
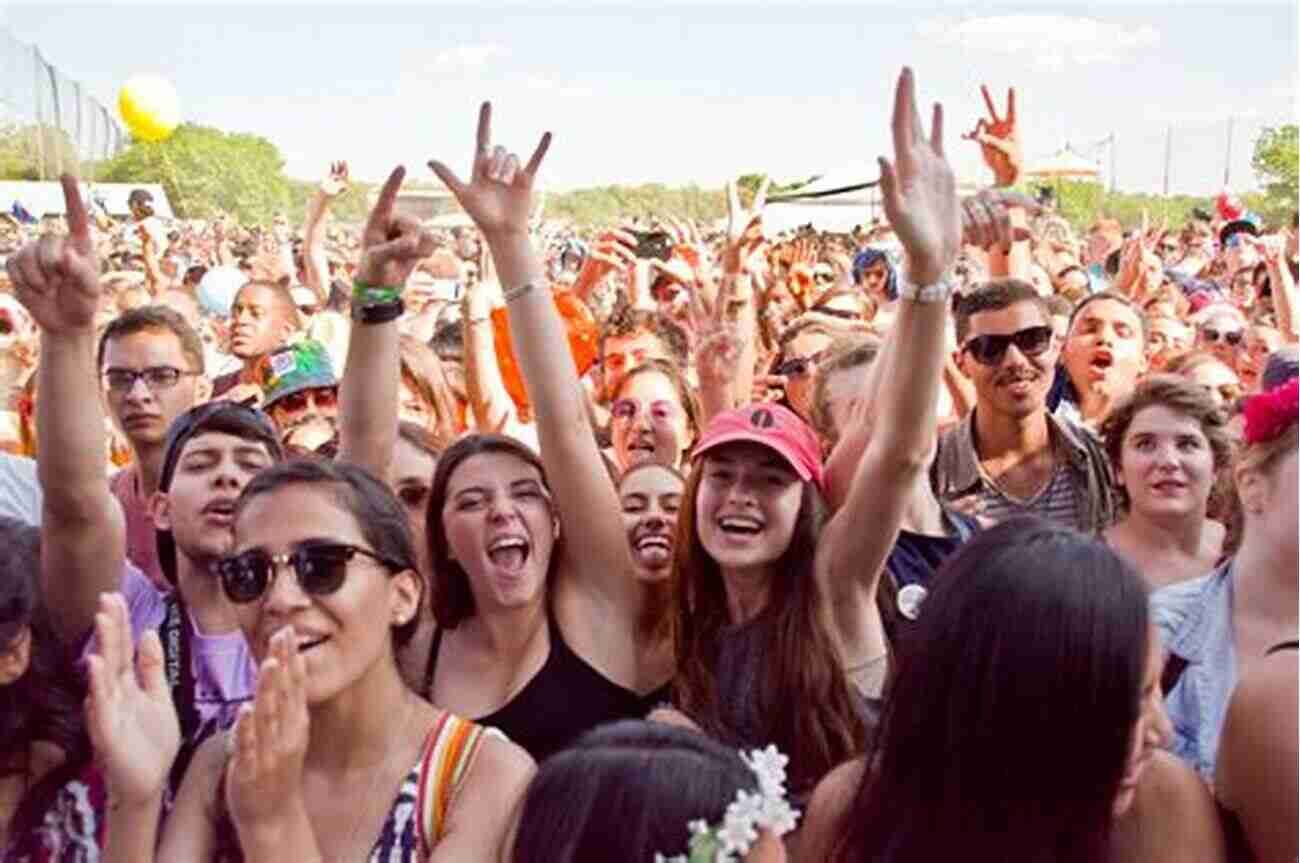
[0,27,124,180]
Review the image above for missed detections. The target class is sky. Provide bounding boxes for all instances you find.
[1,2,1296,196]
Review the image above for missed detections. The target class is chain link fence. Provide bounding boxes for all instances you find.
[0,27,124,180]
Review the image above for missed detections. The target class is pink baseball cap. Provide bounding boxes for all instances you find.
[691,403,823,488]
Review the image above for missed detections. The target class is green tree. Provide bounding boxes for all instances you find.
[0,123,81,180]
[1250,124,1298,223]
[97,124,293,223]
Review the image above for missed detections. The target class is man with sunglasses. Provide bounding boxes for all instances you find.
[932,279,1117,533]
[255,339,340,445]
[99,306,212,586]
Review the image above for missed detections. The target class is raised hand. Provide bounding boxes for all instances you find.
[723,178,768,274]
[429,102,552,240]
[320,161,349,198]
[84,593,180,806]
[880,68,961,286]
[226,626,311,835]
[357,166,437,288]
[6,175,101,334]
[960,189,1041,249]
[963,84,1021,187]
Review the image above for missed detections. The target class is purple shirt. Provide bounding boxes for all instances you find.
[85,563,258,731]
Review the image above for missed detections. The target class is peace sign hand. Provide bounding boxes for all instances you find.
[963,84,1022,188]
[319,161,350,198]
[879,68,961,286]
[357,166,437,288]
[429,102,552,241]
[6,175,101,335]
[723,178,768,275]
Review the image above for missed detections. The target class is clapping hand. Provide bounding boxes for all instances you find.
[85,593,180,807]
[5,176,101,335]
[963,84,1022,188]
[226,626,311,836]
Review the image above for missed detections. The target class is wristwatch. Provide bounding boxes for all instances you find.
[895,270,955,304]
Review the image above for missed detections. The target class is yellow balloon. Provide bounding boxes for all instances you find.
[119,75,180,143]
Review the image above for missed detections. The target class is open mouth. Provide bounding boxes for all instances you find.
[718,516,763,537]
[487,536,530,572]
[202,499,237,523]
[1151,480,1186,494]
[1089,350,1114,375]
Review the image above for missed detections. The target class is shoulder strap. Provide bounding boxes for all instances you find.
[160,593,201,795]
[416,711,496,853]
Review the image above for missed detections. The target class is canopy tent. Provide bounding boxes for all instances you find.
[1025,146,1101,181]
[764,165,881,233]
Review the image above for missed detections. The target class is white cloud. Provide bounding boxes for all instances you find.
[921,14,1161,69]
[434,43,505,69]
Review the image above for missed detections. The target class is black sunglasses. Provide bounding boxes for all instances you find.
[215,541,404,604]
[1200,327,1243,347]
[962,325,1054,366]
[773,350,827,378]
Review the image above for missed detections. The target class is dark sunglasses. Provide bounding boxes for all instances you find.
[962,325,1054,366]
[1200,327,1243,347]
[774,350,827,378]
[214,541,403,604]
[276,387,338,414]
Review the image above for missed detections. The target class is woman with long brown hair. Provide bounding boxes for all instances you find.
[661,66,962,797]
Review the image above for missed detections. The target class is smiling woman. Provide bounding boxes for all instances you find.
[85,459,535,862]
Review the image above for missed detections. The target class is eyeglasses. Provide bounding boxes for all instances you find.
[773,351,827,378]
[104,366,199,394]
[1200,327,1244,347]
[274,387,338,414]
[611,398,680,422]
[962,325,1054,366]
[214,541,403,604]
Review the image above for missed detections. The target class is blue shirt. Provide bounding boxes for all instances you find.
[1150,561,1236,783]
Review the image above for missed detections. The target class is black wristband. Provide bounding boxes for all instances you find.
[351,298,405,325]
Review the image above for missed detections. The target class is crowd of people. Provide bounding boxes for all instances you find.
[0,66,1295,862]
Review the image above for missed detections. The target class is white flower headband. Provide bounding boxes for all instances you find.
[654,744,801,863]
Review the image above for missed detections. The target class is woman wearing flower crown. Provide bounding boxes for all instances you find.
[505,721,797,863]
[798,517,1226,863]
[1149,375,1298,782]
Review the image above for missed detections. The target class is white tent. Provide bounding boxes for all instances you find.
[1026,146,1101,181]
[765,166,880,233]
[0,181,174,219]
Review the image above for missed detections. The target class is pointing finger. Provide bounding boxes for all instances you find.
[930,102,945,157]
[475,101,492,157]
[1006,87,1016,123]
[524,132,552,179]
[428,160,466,199]
[891,67,916,157]
[366,166,405,239]
[60,175,89,247]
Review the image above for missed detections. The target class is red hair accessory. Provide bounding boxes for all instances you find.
[1243,378,1299,445]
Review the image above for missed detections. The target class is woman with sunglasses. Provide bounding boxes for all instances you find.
[85,459,534,862]
[1195,305,1247,370]
[1099,376,1232,591]
[607,359,698,475]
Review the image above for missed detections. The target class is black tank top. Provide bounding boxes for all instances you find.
[423,607,642,762]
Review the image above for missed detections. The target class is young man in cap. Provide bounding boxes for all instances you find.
[255,339,340,450]
[7,177,284,799]
[98,305,212,586]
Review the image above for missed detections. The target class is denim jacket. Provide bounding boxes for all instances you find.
[1150,561,1236,783]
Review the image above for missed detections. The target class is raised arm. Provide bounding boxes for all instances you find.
[302,162,348,298]
[7,175,126,644]
[430,104,635,612]
[460,276,520,433]
[1254,234,1299,343]
[817,68,959,603]
[336,166,434,478]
